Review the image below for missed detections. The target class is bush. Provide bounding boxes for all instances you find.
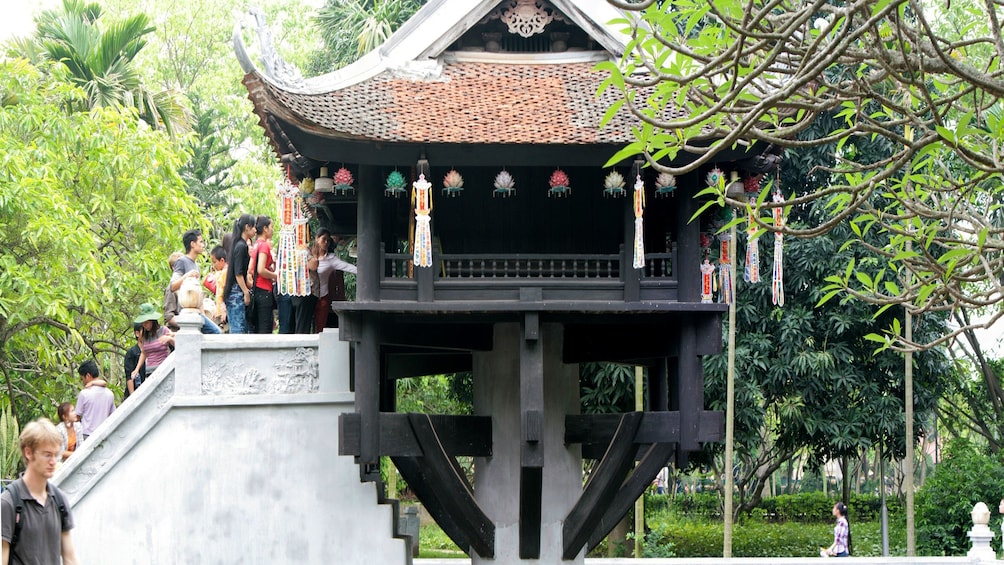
[644,517,906,557]
[916,437,1004,555]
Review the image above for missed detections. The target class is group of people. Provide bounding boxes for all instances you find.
[0,360,117,564]
[223,214,356,335]
[122,216,357,397]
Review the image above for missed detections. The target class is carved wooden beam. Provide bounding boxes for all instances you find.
[339,413,492,457]
[408,413,494,558]
[562,412,643,560]
[565,410,723,447]
[586,442,675,552]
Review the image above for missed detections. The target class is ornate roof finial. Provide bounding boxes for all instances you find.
[247,7,304,89]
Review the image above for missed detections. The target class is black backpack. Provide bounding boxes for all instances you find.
[7,479,70,556]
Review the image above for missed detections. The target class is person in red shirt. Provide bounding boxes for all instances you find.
[247,216,277,334]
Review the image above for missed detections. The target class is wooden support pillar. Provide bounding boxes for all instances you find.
[520,311,544,559]
[355,315,381,481]
[649,358,668,412]
[677,319,701,454]
[357,164,381,303]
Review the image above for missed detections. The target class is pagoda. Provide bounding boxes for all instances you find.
[235,0,770,561]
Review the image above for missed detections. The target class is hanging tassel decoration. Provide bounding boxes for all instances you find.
[772,190,785,306]
[632,174,646,269]
[700,253,716,303]
[413,173,433,268]
[744,204,761,283]
[718,230,734,304]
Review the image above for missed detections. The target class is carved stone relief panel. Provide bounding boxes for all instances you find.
[202,347,319,395]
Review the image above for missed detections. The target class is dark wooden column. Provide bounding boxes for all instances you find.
[355,315,381,481]
[519,310,543,559]
[675,179,703,454]
[649,358,669,412]
[357,165,381,303]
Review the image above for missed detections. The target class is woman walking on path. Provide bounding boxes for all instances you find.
[824,502,850,557]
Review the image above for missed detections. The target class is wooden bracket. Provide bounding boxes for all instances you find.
[561,412,643,560]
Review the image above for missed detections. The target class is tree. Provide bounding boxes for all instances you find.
[601,0,1004,349]
[309,0,425,74]
[10,0,190,135]
[0,58,205,429]
[697,192,950,517]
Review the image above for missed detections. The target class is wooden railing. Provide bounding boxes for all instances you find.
[377,246,677,304]
[383,250,675,281]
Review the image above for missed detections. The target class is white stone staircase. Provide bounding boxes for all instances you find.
[53,313,409,564]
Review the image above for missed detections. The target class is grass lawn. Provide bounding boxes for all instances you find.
[415,515,907,558]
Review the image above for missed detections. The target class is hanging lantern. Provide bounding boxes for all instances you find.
[385,170,407,198]
[413,174,433,267]
[654,172,676,198]
[333,167,354,195]
[493,170,515,198]
[314,166,333,193]
[744,173,764,195]
[632,174,645,269]
[772,190,786,307]
[705,167,725,189]
[700,255,716,304]
[300,177,315,195]
[548,168,571,198]
[443,169,464,197]
[602,170,626,198]
[744,204,761,284]
[725,170,746,201]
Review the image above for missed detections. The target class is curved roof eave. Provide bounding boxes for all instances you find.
[234,0,631,96]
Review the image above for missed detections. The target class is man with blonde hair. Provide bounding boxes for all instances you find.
[1,419,78,564]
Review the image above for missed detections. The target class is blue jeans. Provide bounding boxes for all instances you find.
[226,288,248,334]
[277,293,293,334]
[200,313,222,334]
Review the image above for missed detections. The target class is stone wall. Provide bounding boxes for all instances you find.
[54,314,408,564]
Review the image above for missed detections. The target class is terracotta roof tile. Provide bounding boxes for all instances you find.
[258,62,645,145]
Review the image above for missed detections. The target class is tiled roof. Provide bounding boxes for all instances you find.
[246,62,654,145]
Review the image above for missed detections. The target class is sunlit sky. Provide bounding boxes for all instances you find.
[0,0,52,43]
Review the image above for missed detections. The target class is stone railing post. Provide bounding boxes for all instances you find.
[317,328,350,392]
[173,307,204,396]
[967,501,996,562]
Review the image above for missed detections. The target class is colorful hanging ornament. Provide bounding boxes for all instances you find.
[603,170,626,198]
[300,177,315,195]
[333,166,355,195]
[493,169,515,198]
[275,180,311,297]
[705,167,725,189]
[718,229,734,304]
[744,204,761,283]
[413,173,433,267]
[772,190,785,306]
[548,168,571,197]
[632,174,646,269]
[385,170,407,198]
[443,169,464,197]
[744,173,764,195]
[700,254,716,303]
[654,172,676,197]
